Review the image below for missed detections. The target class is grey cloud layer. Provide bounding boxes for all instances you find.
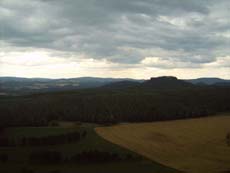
[0,0,230,68]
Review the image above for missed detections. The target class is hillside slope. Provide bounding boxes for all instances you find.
[96,114,230,173]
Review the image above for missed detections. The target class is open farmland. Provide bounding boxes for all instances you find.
[96,114,230,173]
[0,123,178,173]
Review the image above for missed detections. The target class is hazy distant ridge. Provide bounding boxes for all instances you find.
[0,76,229,95]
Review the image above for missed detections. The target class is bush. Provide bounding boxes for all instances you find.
[71,150,121,163]
[17,131,81,146]
[30,151,63,164]
[49,121,59,127]
[0,153,8,163]
[74,122,82,126]
[0,138,10,147]
[227,133,230,146]
[50,170,61,173]
[81,130,87,138]
[20,168,34,173]
[125,153,133,160]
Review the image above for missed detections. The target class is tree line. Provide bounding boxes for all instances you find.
[0,86,229,127]
[29,150,141,164]
[0,131,87,147]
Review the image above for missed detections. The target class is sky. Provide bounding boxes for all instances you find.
[0,0,229,79]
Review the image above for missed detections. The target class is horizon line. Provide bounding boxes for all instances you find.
[0,75,229,80]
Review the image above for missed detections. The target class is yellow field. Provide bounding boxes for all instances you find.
[96,114,230,173]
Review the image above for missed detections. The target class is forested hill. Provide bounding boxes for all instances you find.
[102,76,193,90]
[1,76,229,96]
[0,77,230,128]
[141,76,193,89]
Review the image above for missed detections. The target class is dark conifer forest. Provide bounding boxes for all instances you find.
[0,77,229,128]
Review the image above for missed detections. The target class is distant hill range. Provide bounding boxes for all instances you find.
[102,76,193,90]
[0,77,142,95]
[186,78,230,86]
[102,76,230,90]
[0,76,229,95]
[102,80,141,89]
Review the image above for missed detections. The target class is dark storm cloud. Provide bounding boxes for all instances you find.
[0,0,229,68]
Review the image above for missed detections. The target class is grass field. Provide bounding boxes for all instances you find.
[0,123,179,173]
[96,114,230,173]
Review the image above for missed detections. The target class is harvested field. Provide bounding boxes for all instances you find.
[96,114,230,173]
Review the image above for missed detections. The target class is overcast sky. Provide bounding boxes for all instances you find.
[0,0,229,79]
